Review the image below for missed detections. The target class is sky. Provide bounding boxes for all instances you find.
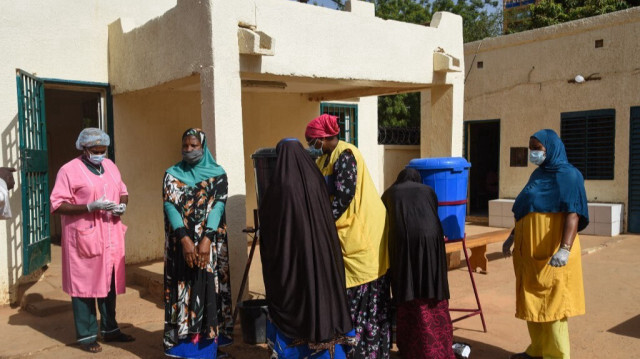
[296,0,339,9]
[314,0,340,8]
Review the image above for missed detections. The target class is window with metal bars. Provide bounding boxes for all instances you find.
[560,109,615,180]
[320,102,358,146]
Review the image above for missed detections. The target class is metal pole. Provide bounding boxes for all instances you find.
[232,209,260,324]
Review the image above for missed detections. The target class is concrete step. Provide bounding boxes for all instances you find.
[122,284,149,299]
[20,279,70,317]
[128,263,164,304]
[24,294,71,317]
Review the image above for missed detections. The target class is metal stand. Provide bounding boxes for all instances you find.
[232,209,260,324]
[448,234,487,332]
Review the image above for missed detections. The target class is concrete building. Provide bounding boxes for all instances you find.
[463,7,640,235]
[0,0,465,305]
[503,0,539,33]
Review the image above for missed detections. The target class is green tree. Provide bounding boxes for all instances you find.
[430,0,502,42]
[508,0,636,33]
[378,93,421,127]
[330,0,501,127]
[331,0,501,42]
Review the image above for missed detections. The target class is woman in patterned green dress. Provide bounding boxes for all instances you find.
[163,128,233,358]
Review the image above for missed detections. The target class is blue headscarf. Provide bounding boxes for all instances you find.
[512,129,589,231]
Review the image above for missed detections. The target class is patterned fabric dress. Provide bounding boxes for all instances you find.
[396,299,455,359]
[163,173,232,352]
[332,151,391,359]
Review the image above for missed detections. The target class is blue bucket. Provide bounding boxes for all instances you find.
[407,157,471,240]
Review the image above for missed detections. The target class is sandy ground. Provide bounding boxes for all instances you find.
[0,228,638,358]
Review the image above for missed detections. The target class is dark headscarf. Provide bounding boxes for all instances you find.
[259,139,353,343]
[394,168,423,185]
[512,129,589,231]
[381,168,450,304]
[166,128,225,186]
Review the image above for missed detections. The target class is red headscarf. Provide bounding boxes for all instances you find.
[305,114,340,139]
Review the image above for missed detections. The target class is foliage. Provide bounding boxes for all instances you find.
[430,0,502,42]
[327,1,502,127]
[508,0,635,33]
[378,93,421,127]
[330,0,501,42]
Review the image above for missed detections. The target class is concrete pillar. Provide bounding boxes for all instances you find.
[420,84,464,158]
[356,96,383,195]
[201,1,248,307]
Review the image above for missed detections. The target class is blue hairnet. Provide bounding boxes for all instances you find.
[75,128,110,150]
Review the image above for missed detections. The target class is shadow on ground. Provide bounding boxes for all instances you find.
[7,309,163,358]
[608,314,640,339]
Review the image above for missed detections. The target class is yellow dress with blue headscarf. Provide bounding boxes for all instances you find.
[512,129,589,323]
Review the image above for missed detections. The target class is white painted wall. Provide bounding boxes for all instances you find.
[464,7,640,231]
[356,96,383,195]
[0,0,176,304]
[111,0,465,94]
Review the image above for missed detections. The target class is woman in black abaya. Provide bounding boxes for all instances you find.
[381,168,455,359]
[259,139,353,357]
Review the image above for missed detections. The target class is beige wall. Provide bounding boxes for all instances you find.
[111,0,465,94]
[241,93,382,226]
[464,7,640,230]
[241,92,320,228]
[108,0,212,95]
[113,86,201,263]
[0,0,176,304]
[379,145,421,192]
[240,1,461,86]
[104,0,463,307]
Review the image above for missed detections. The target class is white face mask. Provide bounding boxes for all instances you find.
[529,150,546,166]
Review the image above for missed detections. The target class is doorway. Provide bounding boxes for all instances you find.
[465,120,500,217]
[45,88,105,243]
[16,69,111,274]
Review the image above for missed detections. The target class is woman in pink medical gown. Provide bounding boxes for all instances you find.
[50,128,134,354]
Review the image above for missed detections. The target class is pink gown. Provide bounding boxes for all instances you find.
[50,157,128,298]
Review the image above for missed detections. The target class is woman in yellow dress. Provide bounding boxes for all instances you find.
[305,114,390,359]
[503,129,589,359]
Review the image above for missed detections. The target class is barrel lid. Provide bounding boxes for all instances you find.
[251,145,320,159]
[251,147,277,159]
[406,157,471,171]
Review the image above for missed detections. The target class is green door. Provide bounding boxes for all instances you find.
[16,69,51,275]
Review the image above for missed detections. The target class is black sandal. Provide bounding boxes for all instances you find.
[80,341,102,354]
[103,332,136,342]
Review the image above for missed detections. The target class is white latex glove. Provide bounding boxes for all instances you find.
[87,195,117,212]
[502,234,514,257]
[549,248,570,267]
[112,203,127,216]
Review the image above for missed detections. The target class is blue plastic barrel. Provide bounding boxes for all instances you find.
[406,157,471,240]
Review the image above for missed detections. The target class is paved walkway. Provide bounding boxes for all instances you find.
[1,226,638,358]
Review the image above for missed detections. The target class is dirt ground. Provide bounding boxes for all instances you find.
[0,230,638,358]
